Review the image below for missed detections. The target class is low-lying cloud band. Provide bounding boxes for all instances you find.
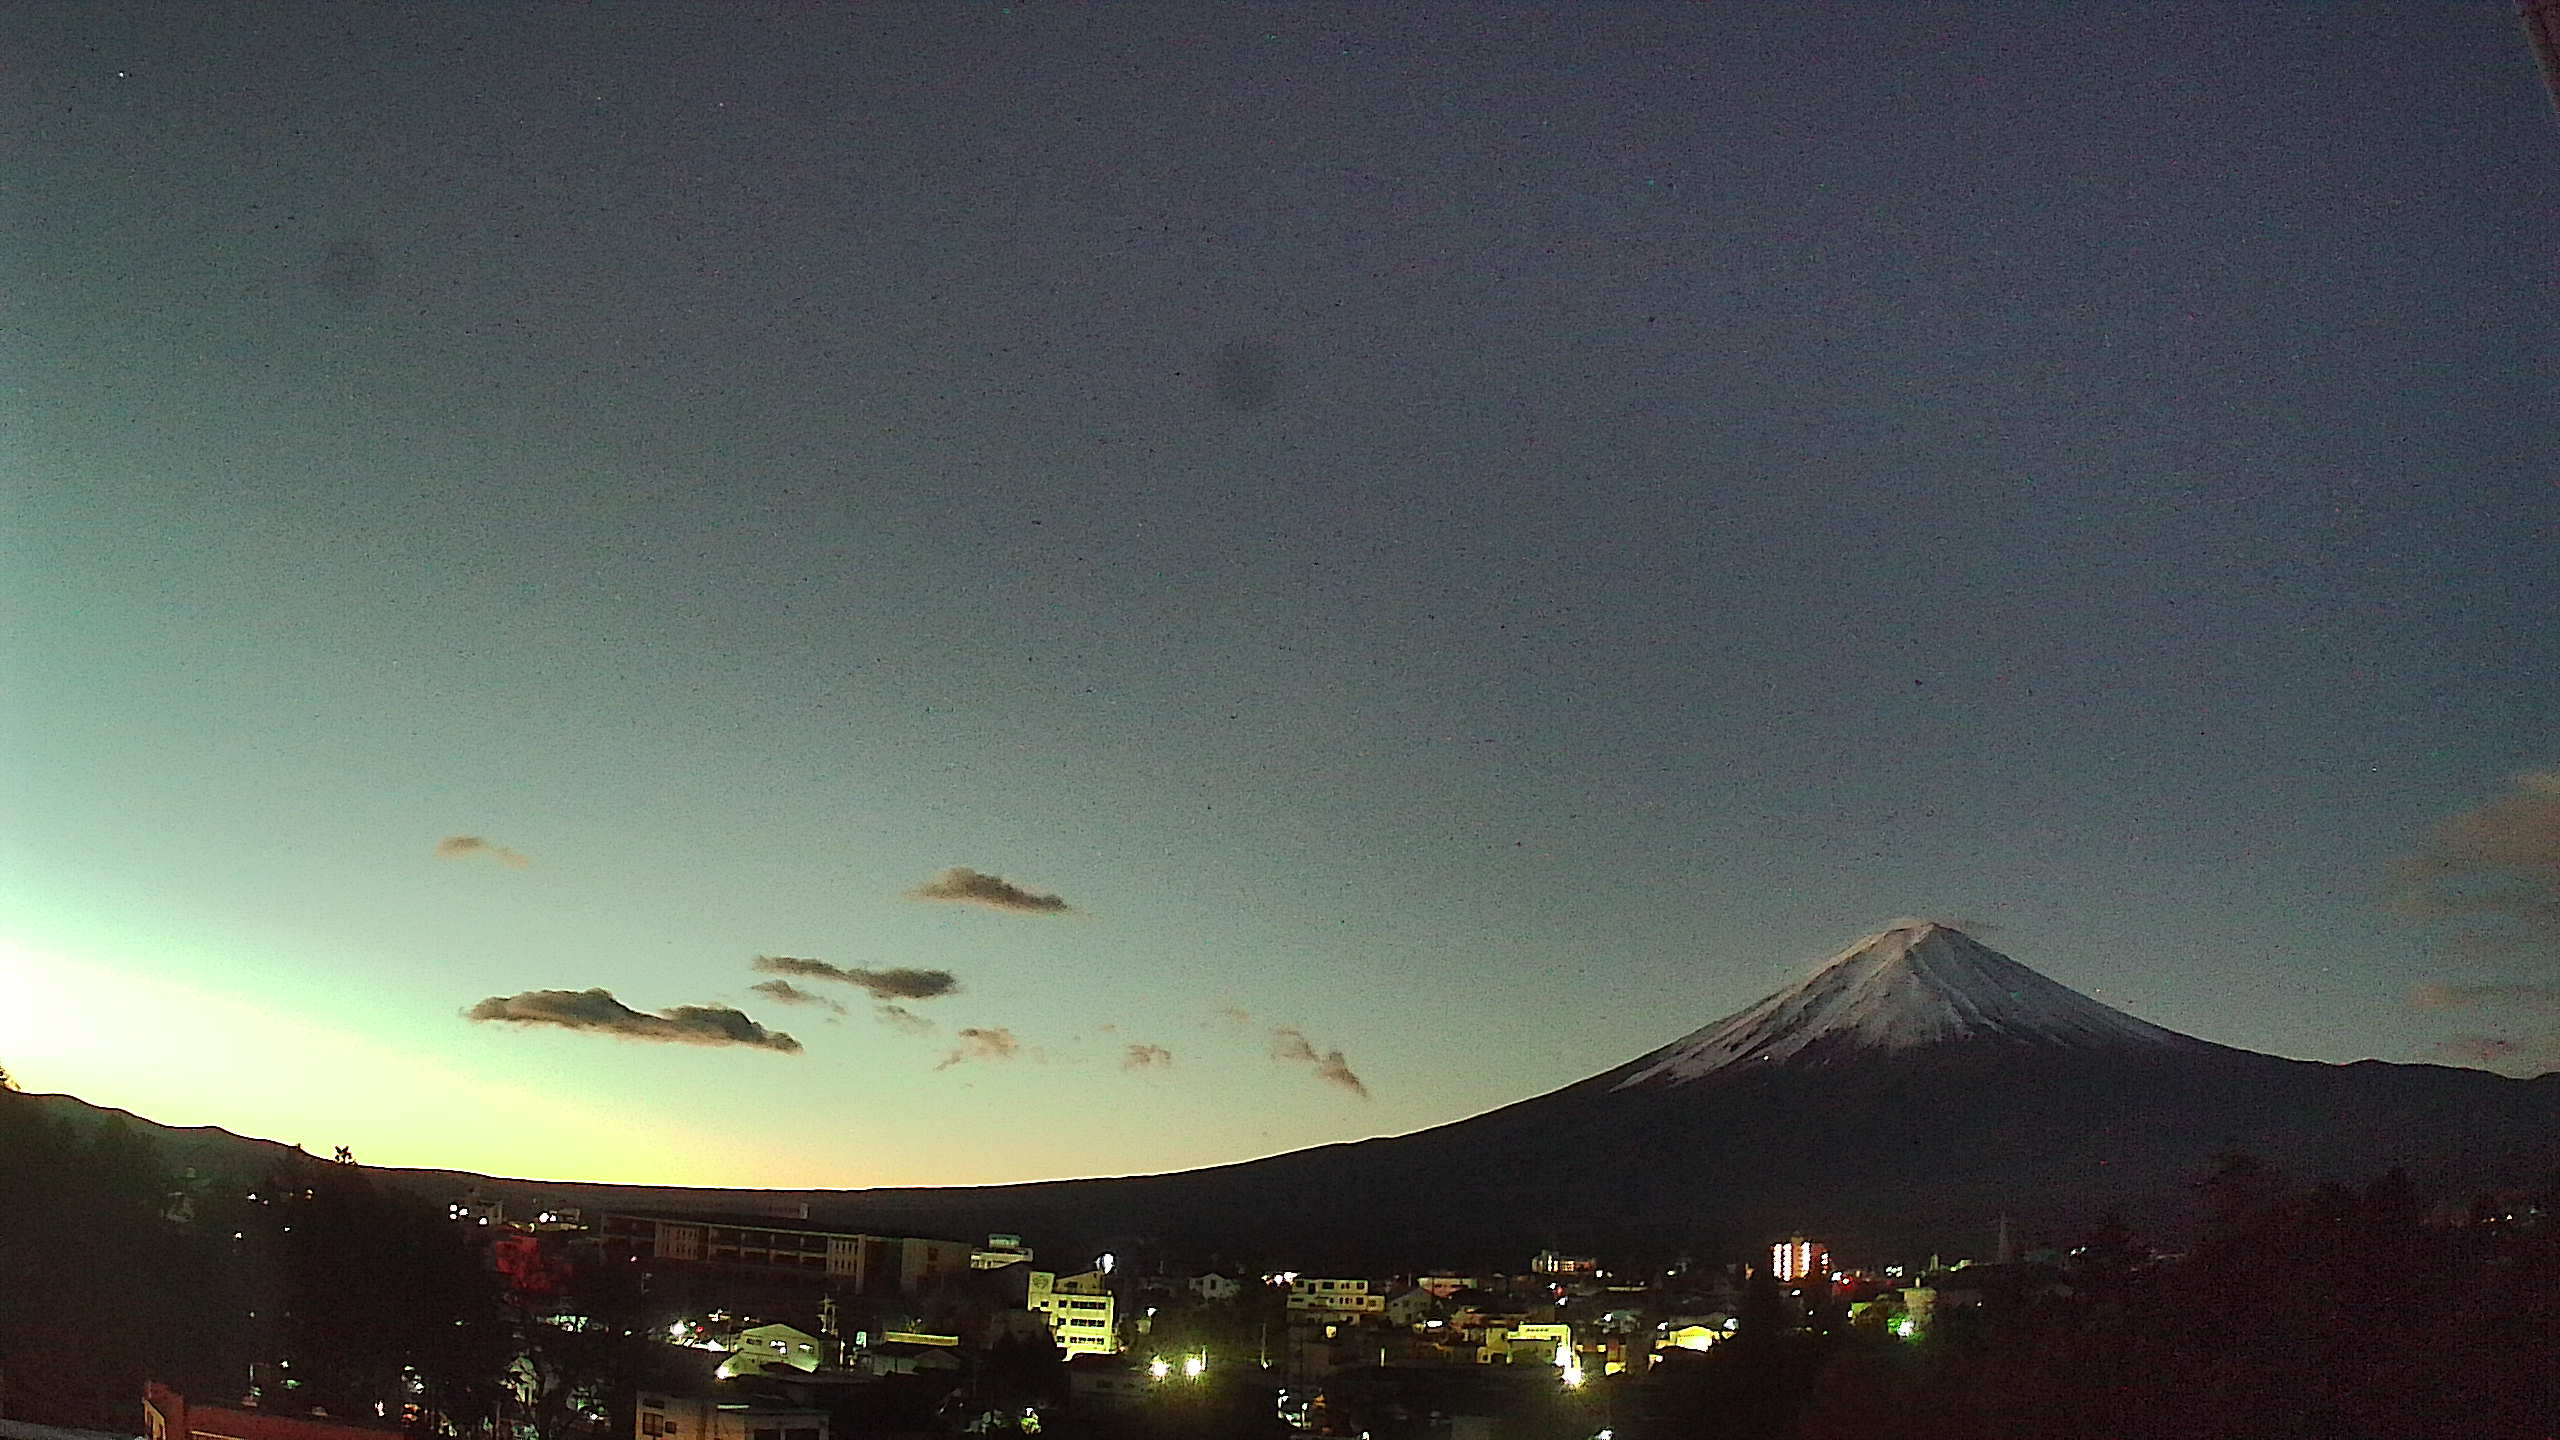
[752,955,960,1001]
[465,988,801,1053]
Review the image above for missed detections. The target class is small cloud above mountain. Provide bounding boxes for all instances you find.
[750,979,847,1014]
[878,1005,935,1035]
[2409,981,2560,1076]
[910,867,1071,915]
[752,956,959,1001]
[936,1027,1020,1069]
[2409,982,2560,1014]
[465,989,799,1053]
[436,835,529,868]
[1271,1026,1368,1098]
[2393,768,2560,948]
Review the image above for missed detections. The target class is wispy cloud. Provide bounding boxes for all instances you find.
[936,1026,1020,1069]
[1216,1005,1251,1026]
[435,835,529,868]
[1122,1043,1174,1071]
[2433,1035,2524,1066]
[2408,983,2560,1075]
[2392,768,2560,948]
[910,867,1071,915]
[752,956,960,1001]
[1271,1026,1369,1098]
[877,1004,935,1035]
[750,979,847,1014]
[465,989,800,1053]
[2409,983,2560,1015]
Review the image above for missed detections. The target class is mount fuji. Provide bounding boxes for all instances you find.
[719,921,2557,1261]
[31,923,2558,1264]
[1608,921,2217,1084]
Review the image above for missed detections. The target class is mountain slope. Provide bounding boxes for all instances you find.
[1610,921,2218,1085]
[16,925,2558,1265]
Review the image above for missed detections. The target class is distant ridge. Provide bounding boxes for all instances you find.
[11,922,2557,1265]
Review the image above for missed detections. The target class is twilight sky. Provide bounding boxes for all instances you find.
[4,3,2555,1190]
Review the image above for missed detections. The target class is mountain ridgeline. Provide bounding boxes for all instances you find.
[29,925,2560,1266]
[776,922,2553,1264]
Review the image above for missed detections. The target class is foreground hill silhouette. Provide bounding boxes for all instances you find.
[21,924,2558,1264]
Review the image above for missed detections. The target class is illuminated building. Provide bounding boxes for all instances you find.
[1025,1269,1119,1356]
[1284,1277,1386,1322]
[1771,1236,1828,1283]
[1657,1322,1722,1353]
[1479,1321,1572,1366]
[715,1324,827,1377]
[970,1233,1032,1269]
[596,1212,967,1294]
[1531,1250,1598,1276]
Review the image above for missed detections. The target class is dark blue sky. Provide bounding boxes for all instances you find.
[4,2,2553,1186]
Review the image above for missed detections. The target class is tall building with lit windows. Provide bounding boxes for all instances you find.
[1771,1236,1828,1283]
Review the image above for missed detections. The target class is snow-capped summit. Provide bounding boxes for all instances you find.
[1611,921,2211,1088]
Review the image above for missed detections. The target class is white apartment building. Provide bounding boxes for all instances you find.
[1026,1269,1118,1356]
[1285,1277,1385,1322]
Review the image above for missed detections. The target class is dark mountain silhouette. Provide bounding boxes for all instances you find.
[19,924,2557,1265]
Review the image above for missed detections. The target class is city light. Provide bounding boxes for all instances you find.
[1772,1236,1828,1282]
[1148,1358,1171,1381]
[1561,1361,1586,1388]
[1182,1354,1206,1379]
[1894,1318,1918,1340]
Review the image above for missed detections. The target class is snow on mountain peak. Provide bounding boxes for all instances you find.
[1610,922,2208,1088]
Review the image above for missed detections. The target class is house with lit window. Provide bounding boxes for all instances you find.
[1479,1321,1572,1366]
[715,1324,827,1377]
[1285,1277,1385,1323]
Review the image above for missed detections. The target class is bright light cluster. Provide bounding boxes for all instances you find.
[1771,1236,1827,1282]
